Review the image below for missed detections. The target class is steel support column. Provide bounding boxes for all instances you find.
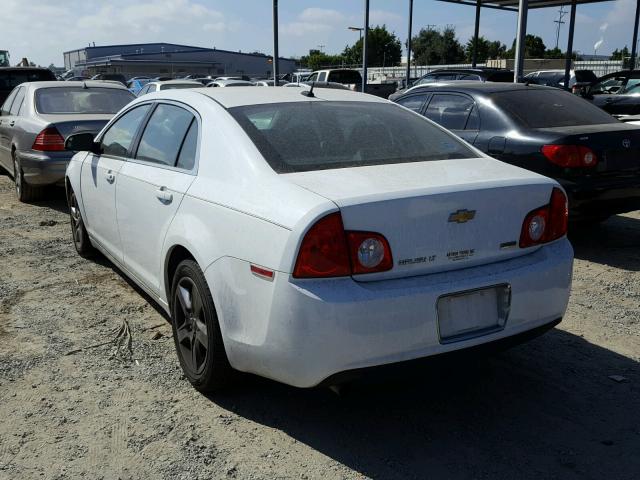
[273,0,279,82]
[513,0,528,82]
[472,0,482,68]
[406,0,414,85]
[563,0,577,90]
[631,0,640,70]
[362,0,370,92]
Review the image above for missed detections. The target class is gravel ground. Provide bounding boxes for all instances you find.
[0,172,638,480]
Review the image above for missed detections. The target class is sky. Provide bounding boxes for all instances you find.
[1,0,636,67]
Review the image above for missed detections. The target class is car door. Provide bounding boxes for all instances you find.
[423,93,479,144]
[0,87,19,170]
[80,103,152,261]
[116,102,198,293]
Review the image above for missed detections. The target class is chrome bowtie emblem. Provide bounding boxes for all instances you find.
[448,209,476,224]
[622,139,631,149]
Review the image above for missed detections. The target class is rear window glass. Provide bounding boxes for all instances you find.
[35,87,134,114]
[229,101,475,173]
[491,89,618,128]
[327,71,361,84]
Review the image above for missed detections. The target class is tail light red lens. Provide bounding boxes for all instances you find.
[32,127,66,152]
[293,212,393,278]
[541,144,597,168]
[520,187,568,248]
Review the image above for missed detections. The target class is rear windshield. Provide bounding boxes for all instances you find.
[0,70,55,89]
[159,84,199,91]
[491,89,618,128]
[229,101,476,173]
[35,87,134,114]
[327,71,362,84]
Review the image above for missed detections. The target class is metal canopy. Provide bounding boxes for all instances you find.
[436,0,612,11]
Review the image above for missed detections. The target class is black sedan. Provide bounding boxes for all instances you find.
[393,82,640,222]
[579,70,640,116]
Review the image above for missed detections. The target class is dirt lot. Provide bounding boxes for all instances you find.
[0,172,638,480]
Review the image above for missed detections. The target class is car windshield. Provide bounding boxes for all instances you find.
[35,87,134,114]
[159,84,199,90]
[491,89,619,128]
[229,101,476,173]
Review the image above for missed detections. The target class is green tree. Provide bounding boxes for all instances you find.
[464,36,507,62]
[412,26,465,65]
[299,49,345,71]
[342,25,402,67]
[507,34,547,58]
[611,46,630,60]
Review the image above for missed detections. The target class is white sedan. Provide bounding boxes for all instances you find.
[64,87,573,391]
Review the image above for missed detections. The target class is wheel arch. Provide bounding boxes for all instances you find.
[164,244,198,306]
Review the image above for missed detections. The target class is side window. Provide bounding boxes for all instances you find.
[307,73,318,82]
[136,104,194,167]
[415,75,435,86]
[9,87,25,116]
[1,88,18,115]
[396,94,429,113]
[176,120,198,170]
[101,104,152,158]
[591,74,626,95]
[623,75,640,93]
[318,72,327,82]
[457,74,481,81]
[465,105,480,130]
[425,94,475,131]
[435,74,457,81]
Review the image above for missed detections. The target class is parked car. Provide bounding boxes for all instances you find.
[579,70,640,116]
[137,80,202,96]
[65,76,90,82]
[389,68,514,101]
[206,79,254,87]
[618,114,640,126]
[306,69,397,98]
[214,75,252,82]
[283,81,350,90]
[0,67,56,104]
[191,78,214,86]
[524,69,597,92]
[254,79,288,87]
[90,73,127,85]
[126,78,151,95]
[393,82,640,222]
[0,81,134,201]
[64,87,572,392]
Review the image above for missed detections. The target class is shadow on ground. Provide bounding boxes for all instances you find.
[210,329,639,479]
[570,214,640,271]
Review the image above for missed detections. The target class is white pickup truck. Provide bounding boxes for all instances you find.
[306,69,396,99]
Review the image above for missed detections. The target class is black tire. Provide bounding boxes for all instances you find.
[170,259,233,392]
[13,152,45,202]
[67,188,94,257]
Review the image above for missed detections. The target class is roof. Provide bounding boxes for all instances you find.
[21,80,128,90]
[148,86,387,109]
[403,81,553,94]
[436,0,613,11]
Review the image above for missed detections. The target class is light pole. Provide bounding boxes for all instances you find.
[348,26,364,43]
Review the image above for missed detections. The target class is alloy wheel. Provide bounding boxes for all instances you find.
[69,192,82,245]
[174,277,209,375]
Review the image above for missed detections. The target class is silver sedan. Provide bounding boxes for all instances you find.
[0,81,134,201]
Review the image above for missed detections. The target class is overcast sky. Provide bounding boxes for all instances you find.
[2,0,636,67]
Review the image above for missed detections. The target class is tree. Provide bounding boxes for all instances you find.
[611,46,630,60]
[342,25,402,67]
[464,36,507,62]
[299,49,345,71]
[507,34,547,58]
[412,26,465,65]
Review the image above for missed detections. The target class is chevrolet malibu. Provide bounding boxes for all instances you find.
[64,88,573,391]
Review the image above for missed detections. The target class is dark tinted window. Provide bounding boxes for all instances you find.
[101,104,151,157]
[36,87,134,114]
[435,73,457,81]
[458,74,481,81]
[176,120,198,170]
[492,89,619,127]
[466,105,480,130]
[396,94,429,112]
[136,104,194,166]
[229,101,475,173]
[327,70,361,84]
[486,71,514,82]
[574,70,597,83]
[1,88,18,115]
[425,94,475,130]
[9,87,25,116]
[2,70,55,88]
[158,83,199,91]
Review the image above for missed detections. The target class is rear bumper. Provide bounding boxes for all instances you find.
[559,176,640,219]
[207,239,573,388]
[16,150,71,186]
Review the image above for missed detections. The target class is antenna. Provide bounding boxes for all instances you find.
[301,80,316,98]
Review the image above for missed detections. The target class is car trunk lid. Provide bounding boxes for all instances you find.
[284,157,558,281]
[37,114,113,139]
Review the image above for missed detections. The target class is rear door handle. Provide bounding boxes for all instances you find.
[105,171,115,184]
[155,187,173,203]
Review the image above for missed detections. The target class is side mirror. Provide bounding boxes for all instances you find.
[65,132,100,153]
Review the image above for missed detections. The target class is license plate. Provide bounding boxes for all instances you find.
[437,285,511,343]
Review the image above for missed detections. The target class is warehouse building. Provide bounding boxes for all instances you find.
[63,42,297,79]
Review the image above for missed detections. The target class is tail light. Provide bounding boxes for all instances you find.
[520,187,568,248]
[32,127,65,152]
[293,212,393,278]
[541,144,597,168]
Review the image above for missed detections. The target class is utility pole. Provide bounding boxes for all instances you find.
[317,45,325,52]
[554,5,567,50]
[273,0,279,83]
